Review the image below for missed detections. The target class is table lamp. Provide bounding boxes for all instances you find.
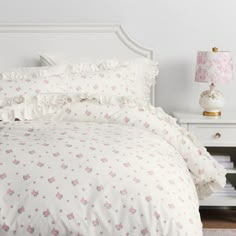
[195,47,233,116]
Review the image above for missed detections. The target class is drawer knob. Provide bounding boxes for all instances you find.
[215,132,221,139]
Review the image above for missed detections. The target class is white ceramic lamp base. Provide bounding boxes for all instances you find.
[199,83,224,116]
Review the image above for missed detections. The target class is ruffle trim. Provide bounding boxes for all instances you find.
[67,58,159,102]
[0,93,153,121]
[0,104,56,121]
[0,65,66,80]
[195,171,226,199]
[67,58,158,72]
[0,93,153,108]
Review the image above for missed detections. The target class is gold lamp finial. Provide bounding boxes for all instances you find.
[212,47,218,52]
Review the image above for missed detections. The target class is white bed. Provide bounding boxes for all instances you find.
[0,24,226,236]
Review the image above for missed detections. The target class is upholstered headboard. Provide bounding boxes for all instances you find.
[0,23,156,105]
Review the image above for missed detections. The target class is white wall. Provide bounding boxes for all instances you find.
[0,0,236,113]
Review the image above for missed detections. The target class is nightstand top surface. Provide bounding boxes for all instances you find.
[172,111,236,124]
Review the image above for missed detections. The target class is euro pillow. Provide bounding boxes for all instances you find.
[63,58,158,103]
[40,54,159,103]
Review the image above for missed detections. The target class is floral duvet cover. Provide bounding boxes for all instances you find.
[0,99,225,236]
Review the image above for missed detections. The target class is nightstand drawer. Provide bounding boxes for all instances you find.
[189,124,236,147]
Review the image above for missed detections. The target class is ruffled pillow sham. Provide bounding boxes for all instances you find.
[0,65,67,109]
[1,58,158,120]
[40,56,159,103]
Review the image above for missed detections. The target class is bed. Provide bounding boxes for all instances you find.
[0,24,226,236]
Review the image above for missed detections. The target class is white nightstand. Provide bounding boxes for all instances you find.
[173,111,236,208]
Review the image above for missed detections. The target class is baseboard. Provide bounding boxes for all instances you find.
[200,209,236,229]
[203,229,236,236]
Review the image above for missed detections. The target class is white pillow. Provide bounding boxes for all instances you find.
[0,65,67,109]
[65,58,158,102]
[40,58,158,103]
[40,55,159,102]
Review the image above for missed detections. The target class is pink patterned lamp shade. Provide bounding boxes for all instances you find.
[195,50,233,83]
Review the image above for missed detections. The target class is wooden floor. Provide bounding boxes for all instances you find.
[200,209,236,229]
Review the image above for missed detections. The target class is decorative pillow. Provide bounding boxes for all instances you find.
[62,58,159,103]
[0,58,158,121]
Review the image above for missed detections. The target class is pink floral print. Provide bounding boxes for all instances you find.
[195,51,233,83]
[0,102,225,235]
